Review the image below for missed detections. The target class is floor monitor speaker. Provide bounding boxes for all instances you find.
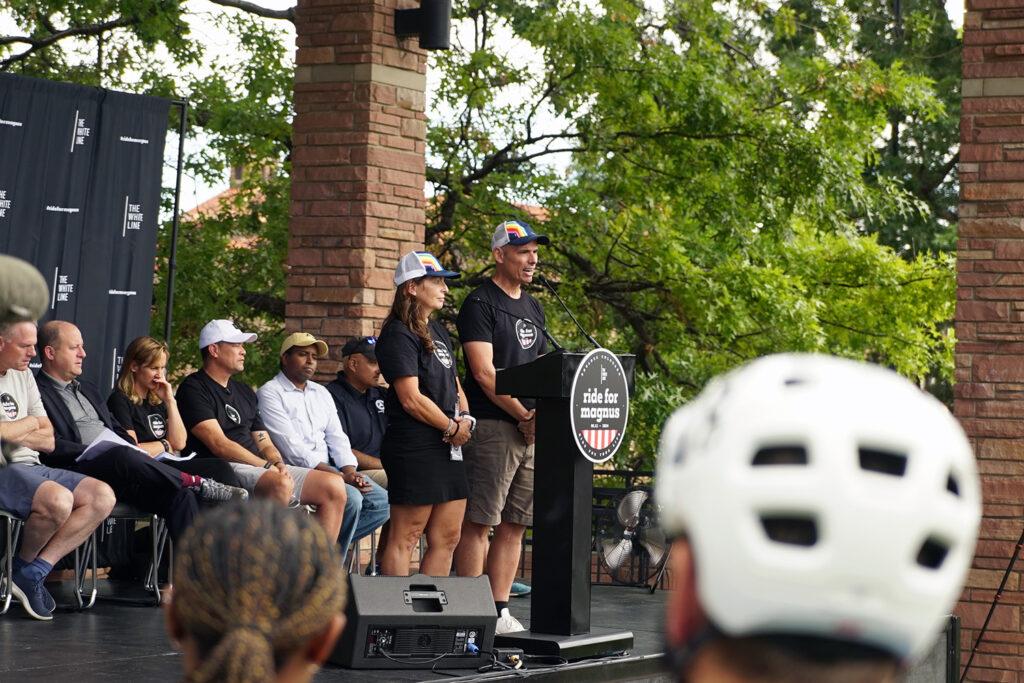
[331,573,497,669]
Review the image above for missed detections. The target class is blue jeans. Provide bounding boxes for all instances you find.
[338,478,390,562]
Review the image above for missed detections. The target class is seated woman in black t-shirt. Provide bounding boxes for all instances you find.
[108,336,243,489]
[376,251,473,577]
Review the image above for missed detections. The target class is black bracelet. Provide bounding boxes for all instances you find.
[263,461,273,469]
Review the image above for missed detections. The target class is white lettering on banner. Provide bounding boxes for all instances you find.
[52,269,75,308]
[111,348,122,390]
[119,136,149,145]
[0,119,22,128]
[45,206,80,214]
[122,196,144,236]
[0,189,11,218]
[108,290,137,296]
[69,110,90,152]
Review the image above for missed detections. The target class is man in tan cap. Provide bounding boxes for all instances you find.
[258,332,389,559]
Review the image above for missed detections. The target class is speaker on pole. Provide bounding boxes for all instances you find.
[331,574,496,669]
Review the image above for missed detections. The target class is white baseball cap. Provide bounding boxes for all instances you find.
[393,251,461,286]
[199,319,258,349]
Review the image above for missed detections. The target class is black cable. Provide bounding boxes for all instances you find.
[376,649,453,666]
[961,522,1024,682]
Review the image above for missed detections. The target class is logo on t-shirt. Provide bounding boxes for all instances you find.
[375,399,385,413]
[433,341,453,369]
[148,413,167,438]
[515,318,538,350]
[224,404,241,425]
[0,393,18,419]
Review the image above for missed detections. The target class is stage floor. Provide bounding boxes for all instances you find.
[0,582,669,681]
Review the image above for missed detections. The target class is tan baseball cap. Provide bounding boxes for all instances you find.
[280,332,328,357]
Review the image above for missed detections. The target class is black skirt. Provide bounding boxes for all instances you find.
[381,434,468,505]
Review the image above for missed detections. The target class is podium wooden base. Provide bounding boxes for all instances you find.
[493,628,634,660]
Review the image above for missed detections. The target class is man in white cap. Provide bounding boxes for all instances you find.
[176,320,347,540]
[454,219,549,633]
[656,354,981,682]
[258,332,389,560]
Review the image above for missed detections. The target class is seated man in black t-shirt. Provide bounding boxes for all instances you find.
[175,320,346,541]
[326,336,388,488]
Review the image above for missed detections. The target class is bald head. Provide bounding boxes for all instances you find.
[40,320,86,382]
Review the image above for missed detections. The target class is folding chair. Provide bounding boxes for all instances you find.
[346,530,380,575]
[0,508,97,612]
[98,503,171,606]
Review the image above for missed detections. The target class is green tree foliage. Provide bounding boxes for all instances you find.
[1,0,294,383]
[1,0,961,467]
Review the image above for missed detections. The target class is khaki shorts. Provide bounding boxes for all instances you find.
[360,468,388,489]
[464,419,533,527]
[229,462,311,500]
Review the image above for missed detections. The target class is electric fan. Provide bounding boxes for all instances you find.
[596,488,670,592]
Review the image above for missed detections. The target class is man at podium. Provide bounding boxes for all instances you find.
[454,219,550,634]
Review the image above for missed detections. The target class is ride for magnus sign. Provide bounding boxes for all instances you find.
[570,348,630,463]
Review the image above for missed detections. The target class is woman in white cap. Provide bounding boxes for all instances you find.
[375,251,474,576]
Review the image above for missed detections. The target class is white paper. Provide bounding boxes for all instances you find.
[76,428,150,462]
[156,451,196,463]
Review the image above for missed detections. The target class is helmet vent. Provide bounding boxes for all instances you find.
[784,377,806,386]
[916,537,950,570]
[858,448,907,477]
[947,474,960,497]
[760,515,818,547]
[752,446,808,466]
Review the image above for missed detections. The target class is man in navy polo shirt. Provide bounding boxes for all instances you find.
[326,336,388,488]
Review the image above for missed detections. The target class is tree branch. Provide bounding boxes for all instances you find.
[1,17,138,69]
[205,0,296,22]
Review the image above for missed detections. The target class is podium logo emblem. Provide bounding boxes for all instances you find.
[570,348,629,463]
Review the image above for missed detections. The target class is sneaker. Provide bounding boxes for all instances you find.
[196,478,249,503]
[41,584,56,613]
[11,572,53,621]
[510,580,531,597]
[495,607,524,635]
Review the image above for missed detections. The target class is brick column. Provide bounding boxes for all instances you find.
[287,0,427,376]
[956,4,1024,680]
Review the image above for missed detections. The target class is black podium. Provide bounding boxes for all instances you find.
[492,350,635,659]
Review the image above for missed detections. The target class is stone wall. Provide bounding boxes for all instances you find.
[287,0,427,376]
[957,2,1024,679]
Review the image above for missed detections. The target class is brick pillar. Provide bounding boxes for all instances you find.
[956,4,1024,680]
[287,0,427,376]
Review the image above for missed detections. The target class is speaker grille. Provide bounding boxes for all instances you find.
[392,627,457,656]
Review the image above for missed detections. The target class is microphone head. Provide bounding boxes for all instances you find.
[0,255,49,325]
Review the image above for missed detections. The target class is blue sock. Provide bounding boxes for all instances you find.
[21,558,52,583]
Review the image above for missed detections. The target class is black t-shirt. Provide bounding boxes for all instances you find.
[326,376,387,458]
[375,317,458,450]
[176,370,265,459]
[107,389,170,443]
[456,279,547,422]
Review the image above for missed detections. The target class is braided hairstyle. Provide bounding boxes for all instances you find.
[171,501,347,683]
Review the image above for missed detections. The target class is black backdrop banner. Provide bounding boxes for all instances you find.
[0,74,170,391]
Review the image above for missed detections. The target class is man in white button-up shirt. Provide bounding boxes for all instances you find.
[258,333,389,560]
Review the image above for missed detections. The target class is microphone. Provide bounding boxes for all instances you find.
[467,296,564,352]
[536,275,601,349]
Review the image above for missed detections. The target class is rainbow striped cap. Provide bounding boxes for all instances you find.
[394,250,461,286]
[491,220,550,249]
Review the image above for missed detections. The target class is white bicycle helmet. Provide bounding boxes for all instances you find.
[656,353,980,664]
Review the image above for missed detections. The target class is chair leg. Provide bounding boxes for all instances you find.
[0,516,14,615]
[144,516,167,605]
[73,530,98,610]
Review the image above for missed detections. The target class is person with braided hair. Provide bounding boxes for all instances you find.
[165,500,347,683]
